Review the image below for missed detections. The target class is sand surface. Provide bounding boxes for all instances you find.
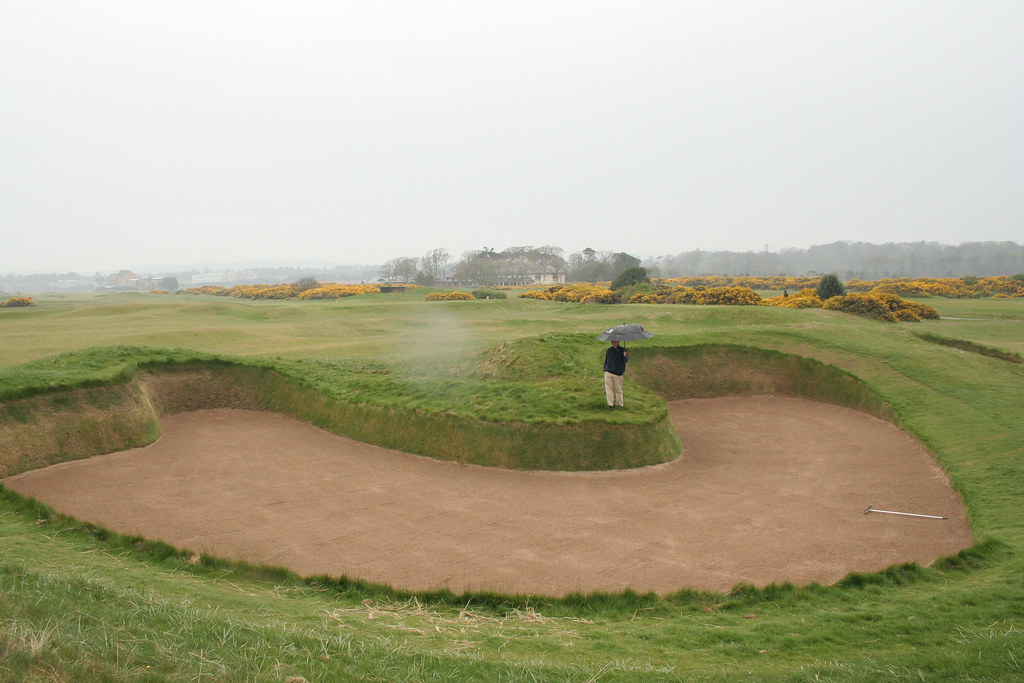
[3,396,972,595]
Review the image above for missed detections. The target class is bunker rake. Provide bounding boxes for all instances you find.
[865,505,948,520]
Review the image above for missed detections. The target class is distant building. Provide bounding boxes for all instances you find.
[108,270,139,287]
[441,267,567,288]
[190,271,258,286]
[490,268,567,287]
[131,277,163,291]
[56,279,95,291]
[192,272,228,285]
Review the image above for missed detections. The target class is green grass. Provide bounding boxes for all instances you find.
[2,293,1024,680]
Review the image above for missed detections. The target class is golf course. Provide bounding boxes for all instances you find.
[1,290,1022,681]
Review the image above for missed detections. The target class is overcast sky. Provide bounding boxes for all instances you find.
[2,1,1022,273]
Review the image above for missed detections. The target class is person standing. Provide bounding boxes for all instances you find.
[603,340,628,410]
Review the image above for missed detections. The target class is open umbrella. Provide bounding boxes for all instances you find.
[596,324,654,341]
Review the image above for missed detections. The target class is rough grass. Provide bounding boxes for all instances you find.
[1,293,1023,680]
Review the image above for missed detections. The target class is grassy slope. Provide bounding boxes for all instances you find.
[1,293,1023,681]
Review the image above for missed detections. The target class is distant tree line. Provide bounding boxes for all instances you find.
[645,241,1024,280]
[381,241,1023,286]
[381,246,646,285]
[8,241,1019,294]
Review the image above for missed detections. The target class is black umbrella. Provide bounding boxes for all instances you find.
[596,324,654,342]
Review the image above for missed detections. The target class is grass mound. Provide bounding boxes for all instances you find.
[1,338,903,476]
[0,343,681,474]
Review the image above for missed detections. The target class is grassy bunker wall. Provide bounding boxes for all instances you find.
[0,360,681,476]
[1,344,896,478]
[630,343,894,419]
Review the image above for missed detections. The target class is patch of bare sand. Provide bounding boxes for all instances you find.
[3,397,972,595]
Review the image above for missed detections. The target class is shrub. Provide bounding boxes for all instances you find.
[978,276,1024,297]
[180,286,229,296]
[628,292,660,304]
[425,291,474,301]
[519,290,553,300]
[547,284,615,303]
[844,279,875,292]
[149,289,170,294]
[660,275,822,291]
[615,282,655,303]
[871,282,931,298]
[297,284,380,299]
[651,285,763,306]
[0,297,34,308]
[660,287,699,304]
[871,292,940,320]
[692,286,763,306]
[822,294,898,322]
[471,289,507,299]
[233,284,294,300]
[291,277,321,294]
[816,273,846,300]
[611,266,650,290]
[762,289,822,309]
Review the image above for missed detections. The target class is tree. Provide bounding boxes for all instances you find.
[453,249,502,285]
[568,249,628,282]
[291,276,320,293]
[816,273,846,300]
[159,276,179,291]
[612,252,641,274]
[393,257,418,283]
[570,260,614,282]
[419,247,452,282]
[450,246,567,286]
[611,266,650,290]
[380,257,418,283]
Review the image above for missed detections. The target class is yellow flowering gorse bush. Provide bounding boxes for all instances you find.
[179,282,420,300]
[0,297,35,308]
[846,276,1023,298]
[658,275,1022,298]
[762,288,822,309]
[297,284,380,299]
[179,286,230,296]
[425,291,474,301]
[661,276,820,290]
[519,284,615,303]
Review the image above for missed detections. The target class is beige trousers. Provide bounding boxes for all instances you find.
[604,371,624,407]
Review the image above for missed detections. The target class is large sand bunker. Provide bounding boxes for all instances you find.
[3,396,971,595]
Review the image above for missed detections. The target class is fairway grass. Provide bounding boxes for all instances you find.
[1,293,1023,681]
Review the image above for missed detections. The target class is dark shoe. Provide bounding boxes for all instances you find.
[608,405,615,411]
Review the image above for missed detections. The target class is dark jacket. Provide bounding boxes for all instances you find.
[604,345,628,376]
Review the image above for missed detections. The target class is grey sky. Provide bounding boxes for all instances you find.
[2,1,1021,273]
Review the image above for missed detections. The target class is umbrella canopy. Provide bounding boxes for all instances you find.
[596,324,654,342]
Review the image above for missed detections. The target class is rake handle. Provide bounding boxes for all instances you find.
[865,505,948,520]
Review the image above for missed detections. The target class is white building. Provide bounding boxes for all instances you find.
[191,272,228,285]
